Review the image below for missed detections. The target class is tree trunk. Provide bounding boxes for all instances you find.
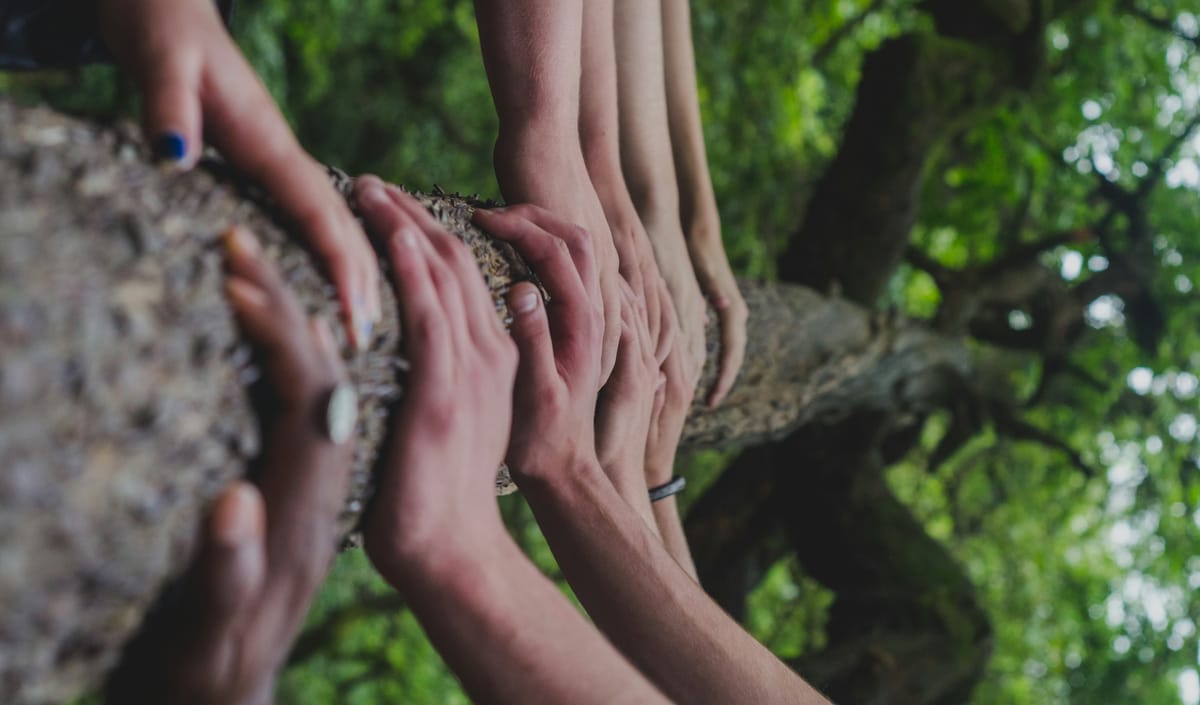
[0,100,975,704]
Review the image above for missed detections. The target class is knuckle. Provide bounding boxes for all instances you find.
[507,203,536,220]
[565,224,591,250]
[423,397,459,437]
[411,311,446,343]
[550,237,573,263]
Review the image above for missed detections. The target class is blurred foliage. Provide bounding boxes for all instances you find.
[17,0,1200,703]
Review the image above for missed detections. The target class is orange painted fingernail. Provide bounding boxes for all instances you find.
[225,227,261,257]
[214,484,259,545]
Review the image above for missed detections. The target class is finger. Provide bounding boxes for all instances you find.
[310,315,349,383]
[173,483,266,696]
[641,270,662,359]
[707,303,748,408]
[651,370,668,422]
[137,45,203,168]
[598,270,622,387]
[473,208,595,361]
[223,229,309,366]
[223,227,304,318]
[507,281,560,397]
[653,278,678,365]
[603,293,638,396]
[375,185,494,351]
[201,48,379,352]
[357,178,429,256]
[476,204,600,302]
[357,182,451,383]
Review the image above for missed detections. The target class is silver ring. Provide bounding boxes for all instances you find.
[322,382,358,445]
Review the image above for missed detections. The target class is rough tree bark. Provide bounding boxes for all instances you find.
[685,1,1057,703]
[0,100,974,704]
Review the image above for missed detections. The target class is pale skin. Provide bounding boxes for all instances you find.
[471,0,622,386]
[613,0,709,398]
[578,0,676,364]
[660,0,749,407]
[96,0,380,351]
[109,192,670,705]
[355,181,669,705]
[502,214,833,704]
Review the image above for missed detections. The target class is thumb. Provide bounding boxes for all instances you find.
[169,482,266,698]
[507,282,558,395]
[139,51,203,168]
[188,483,266,653]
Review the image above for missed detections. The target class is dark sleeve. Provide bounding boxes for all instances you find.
[0,0,234,71]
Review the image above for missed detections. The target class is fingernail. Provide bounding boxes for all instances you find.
[657,371,667,389]
[514,290,539,314]
[397,227,418,248]
[154,131,188,164]
[358,183,389,210]
[225,227,261,257]
[353,302,372,352]
[216,484,259,545]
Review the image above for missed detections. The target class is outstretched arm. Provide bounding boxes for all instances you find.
[472,0,622,385]
[497,201,832,704]
[660,0,748,407]
[98,0,380,351]
[613,0,708,391]
[106,226,356,704]
[354,182,668,705]
[579,0,676,362]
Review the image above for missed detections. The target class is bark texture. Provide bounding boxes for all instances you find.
[0,101,972,704]
[0,100,530,704]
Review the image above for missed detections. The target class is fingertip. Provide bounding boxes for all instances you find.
[223,225,262,260]
[349,296,373,355]
[209,482,264,548]
[153,131,190,166]
[141,64,201,169]
[310,316,342,362]
[508,282,542,316]
[225,277,269,315]
[355,178,390,214]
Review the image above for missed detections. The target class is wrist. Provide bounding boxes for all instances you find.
[495,112,578,160]
[365,501,509,593]
[517,452,607,507]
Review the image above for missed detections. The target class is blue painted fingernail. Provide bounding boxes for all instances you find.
[353,304,373,353]
[154,131,187,163]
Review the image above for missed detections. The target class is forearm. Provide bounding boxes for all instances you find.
[659,0,720,236]
[473,0,582,138]
[388,523,666,705]
[651,496,698,580]
[604,458,662,538]
[613,0,685,243]
[522,461,830,705]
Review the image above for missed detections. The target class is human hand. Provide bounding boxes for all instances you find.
[106,226,354,705]
[658,251,708,388]
[604,203,677,366]
[594,280,663,525]
[687,218,748,407]
[645,336,694,489]
[351,178,518,582]
[470,204,605,483]
[98,0,381,351]
[492,135,621,388]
